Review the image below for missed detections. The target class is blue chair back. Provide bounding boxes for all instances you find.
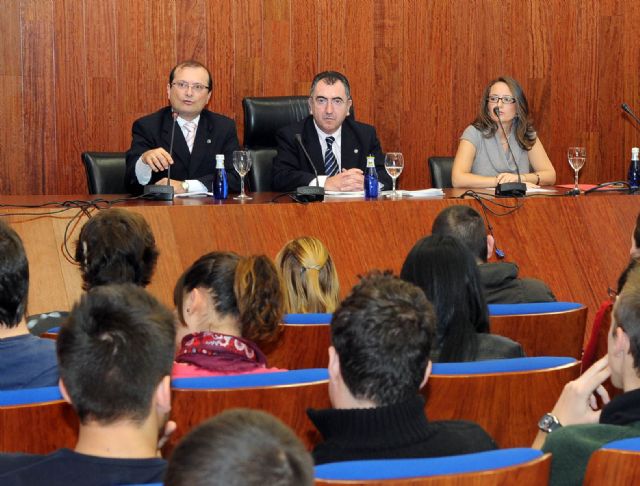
[315,448,550,484]
[0,386,62,406]
[282,313,332,324]
[488,301,582,315]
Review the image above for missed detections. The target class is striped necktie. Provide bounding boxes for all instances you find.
[324,136,338,177]
[184,121,196,153]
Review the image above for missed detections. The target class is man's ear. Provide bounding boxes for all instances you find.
[614,326,631,356]
[419,360,432,390]
[308,97,313,115]
[487,234,495,259]
[328,346,341,382]
[59,378,72,405]
[154,375,172,415]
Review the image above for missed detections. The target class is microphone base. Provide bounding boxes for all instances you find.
[295,185,325,203]
[495,182,526,198]
[143,184,175,201]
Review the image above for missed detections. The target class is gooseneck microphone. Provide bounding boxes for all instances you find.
[294,134,325,202]
[493,106,526,198]
[622,103,640,126]
[143,111,177,201]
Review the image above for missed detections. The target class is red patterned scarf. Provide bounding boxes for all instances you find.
[175,331,268,373]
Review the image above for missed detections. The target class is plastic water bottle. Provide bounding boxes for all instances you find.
[213,154,228,200]
[629,147,640,192]
[364,155,379,198]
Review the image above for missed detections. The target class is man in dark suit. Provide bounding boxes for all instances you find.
[272,71,392,193]
[125,60,240,195]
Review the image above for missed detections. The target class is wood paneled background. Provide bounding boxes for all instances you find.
[1,0,639,194]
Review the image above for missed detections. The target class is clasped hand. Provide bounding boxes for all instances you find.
[325,168,365,192]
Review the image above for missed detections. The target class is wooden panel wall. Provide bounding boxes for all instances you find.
[1,0,640,194]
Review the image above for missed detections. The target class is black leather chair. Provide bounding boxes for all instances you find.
[428,156,454,188]
[81,152,127,194]
[242,96,310,192]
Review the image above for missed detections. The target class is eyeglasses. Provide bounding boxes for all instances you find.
[171,81,210,93]
[487,95,516,104]
[312,96,347,107]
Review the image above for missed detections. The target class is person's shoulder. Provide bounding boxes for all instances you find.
[428,419,497,452]
[276,116,310,138]
[0,451,48,479]
[476,333,524,359]
[461,124,482,142]
[517,277,556,302]
[343,117,376,135]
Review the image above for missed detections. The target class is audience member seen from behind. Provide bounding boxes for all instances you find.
[451,75,556,189]
[631,212,640,260]
[432,205,555,304]
[401,234,523,362]
[172,252,285,378]
[165,409,314,486]
[0,284,175,485]
[0,220,58,389]
[28,208,159,336]
[307,272,497,465]
[276,236,340,314]
[533,264,640,486]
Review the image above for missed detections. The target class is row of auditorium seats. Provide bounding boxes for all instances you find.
[80,96,457,194]
[0,357,578,455]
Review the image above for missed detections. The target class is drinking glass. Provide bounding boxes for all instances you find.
[233,150,253,200]
[384,153,404,198]
[567,147,586,194]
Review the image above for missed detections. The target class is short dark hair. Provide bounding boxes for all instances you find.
[75,209,159,291]
[331,272,435,406]
[0,220,29,328]
[400,234,490,362]
[174,252,284,343]
[432,205,488,262]
[310,71,351,99]
[165,409,314,486]
[169,60,212,91]
[57,284,175,424]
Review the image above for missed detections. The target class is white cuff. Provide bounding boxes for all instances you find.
[135,157,152,185]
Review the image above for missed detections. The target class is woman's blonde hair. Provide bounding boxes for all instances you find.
[276,237,340,313]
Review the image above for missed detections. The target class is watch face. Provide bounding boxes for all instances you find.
[538,413,560,433]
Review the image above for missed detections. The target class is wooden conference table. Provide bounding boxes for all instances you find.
[2,189,639,334]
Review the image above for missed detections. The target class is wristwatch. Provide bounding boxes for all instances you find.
[181,181,189,192]
[538,413,562,433]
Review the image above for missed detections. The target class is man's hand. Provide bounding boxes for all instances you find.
[551,356,611,426]
[143,148,174,172]
[325,168,364,191]
[156,178,186,194]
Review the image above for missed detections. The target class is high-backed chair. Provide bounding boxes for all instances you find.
[81,151,127,194]
[263,323,331,369]
[0,386,78,453]
[428,156,454,188]
[315,449,551,485]
[488,302,587,359]
[584,437,640,485]
[424,357,580,448]
[242,96,310,192]
[168,369,330,454]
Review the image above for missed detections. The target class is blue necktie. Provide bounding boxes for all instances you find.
[324,136,338,177]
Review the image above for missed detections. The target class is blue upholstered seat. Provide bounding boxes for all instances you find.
[601,437,640,452]
[431,356,576,375]
[0,386,63,406]
[487,302,582,315]
[171,368,329,389]
[282,313,333,324]
[315,448,543,481]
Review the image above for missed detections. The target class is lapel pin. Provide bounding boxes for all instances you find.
[206,139,212,144]
[354,149,359,154]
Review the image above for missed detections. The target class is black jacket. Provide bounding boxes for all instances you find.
[272,115,392,192]
[125,106,241,194]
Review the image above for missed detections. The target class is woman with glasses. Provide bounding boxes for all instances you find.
[451,76,556,189]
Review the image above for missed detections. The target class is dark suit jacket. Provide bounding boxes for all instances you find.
[125,107,241,194]
[271,115,392,192]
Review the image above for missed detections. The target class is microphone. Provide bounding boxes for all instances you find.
[622,103,640,126]
[143,111,177,200]
[493,106,526,198]
[294,134,325,202]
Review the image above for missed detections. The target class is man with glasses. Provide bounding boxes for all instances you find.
[125,60,240,195]
[272,71,391,193]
